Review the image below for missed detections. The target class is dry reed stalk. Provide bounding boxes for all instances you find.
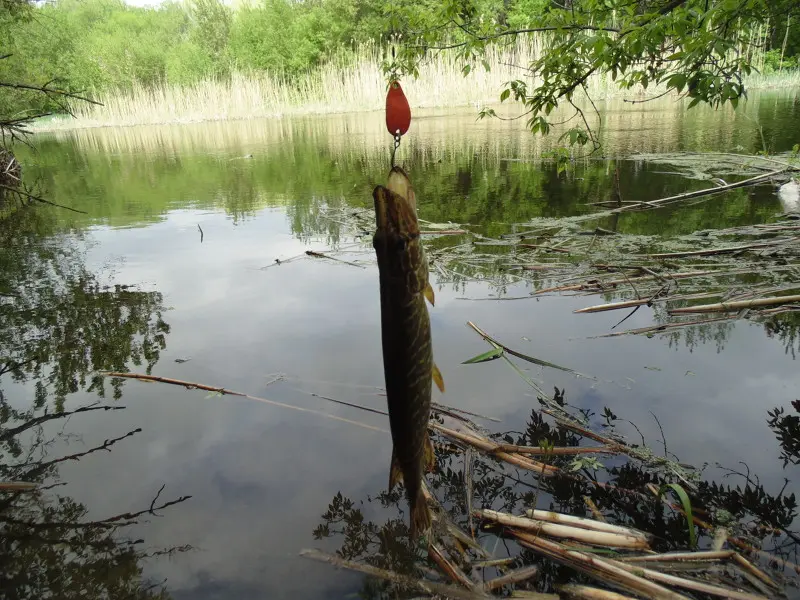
[494,444,616,456]
[513,532,690,600]
[483,565,540,591]
[524,510,651,541]
[589,315,738,338]
[620,551,734,563]
[602,557,769,600]
[557,583,638,599]
[731,554,780,590]
[474,557,518,569]
[100,371,387,432]
[432,423,560,476]
[574,297,654,314]
[299,549,492,600]
[668,294,800,314]
[477,510,650,550]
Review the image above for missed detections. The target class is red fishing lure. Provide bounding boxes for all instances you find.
[385,81,411,137]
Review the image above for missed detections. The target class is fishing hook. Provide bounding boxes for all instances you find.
[390,132,402,168]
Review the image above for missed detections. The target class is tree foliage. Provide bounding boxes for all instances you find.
[386,0,800,146]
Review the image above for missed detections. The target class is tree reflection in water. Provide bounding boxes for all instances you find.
[313,393,799,598]
[1,207,186,598]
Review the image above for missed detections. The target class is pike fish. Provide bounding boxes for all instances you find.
[372,166,444,540]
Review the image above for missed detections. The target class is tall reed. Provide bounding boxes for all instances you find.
[37,38,798,130]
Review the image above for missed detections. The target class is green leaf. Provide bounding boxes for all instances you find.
[500,88,510,102]
[461,63,471,76]
[659,483,697,548]
[462,347,504,364]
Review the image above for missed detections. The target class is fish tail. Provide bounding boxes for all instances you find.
[388,448,403,492]
[409,486,432,540]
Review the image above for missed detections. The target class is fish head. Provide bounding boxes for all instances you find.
[372,184,427,293]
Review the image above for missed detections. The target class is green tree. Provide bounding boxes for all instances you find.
[388,0,800,148]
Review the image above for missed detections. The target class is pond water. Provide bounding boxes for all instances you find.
[3,90,800,598]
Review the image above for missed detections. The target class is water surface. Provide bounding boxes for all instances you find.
[4,91,800,598]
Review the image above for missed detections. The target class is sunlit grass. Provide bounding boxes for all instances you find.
[33,39,800,131]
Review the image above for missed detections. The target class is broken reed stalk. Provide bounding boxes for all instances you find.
[523,509,651,541]
[100,371,387,433]
[432,423,559,476]
[483,565,540,591]
[513,531,690,600]
[476,510,650,550]
[668,294,800,314]
[611,169,787,213]
[557,584,638,599]
[299,549,492,600]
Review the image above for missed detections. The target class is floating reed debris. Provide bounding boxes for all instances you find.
[102,371,795,596]
[476,509,651,550]
[668,294,800,314]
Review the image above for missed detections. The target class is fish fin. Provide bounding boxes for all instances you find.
[388,449,403,492]
[424,433,436,473]
[432,363,445,394]
[424,281,435,306]
[409,486,432,540]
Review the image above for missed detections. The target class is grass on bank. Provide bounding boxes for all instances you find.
[34,39,800,131]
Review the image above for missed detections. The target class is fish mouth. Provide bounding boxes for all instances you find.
[373,167,419,240]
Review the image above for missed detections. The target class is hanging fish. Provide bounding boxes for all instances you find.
[373,166,444,540]
[385,80,411,138]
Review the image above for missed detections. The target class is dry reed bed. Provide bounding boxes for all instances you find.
[34,38,800,131]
